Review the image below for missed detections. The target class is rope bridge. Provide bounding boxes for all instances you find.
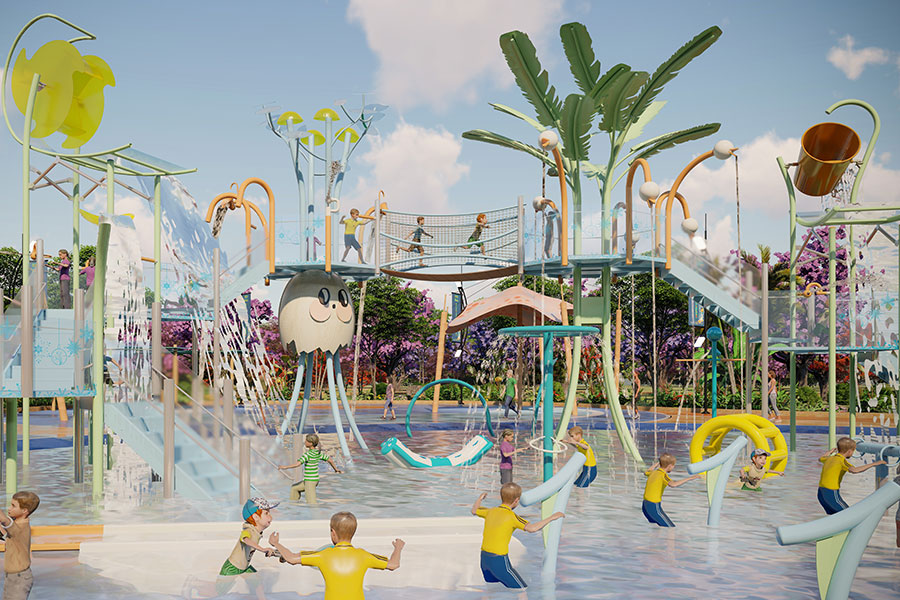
[379,204,521,273]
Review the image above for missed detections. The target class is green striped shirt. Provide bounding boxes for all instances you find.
[299,448,329,481]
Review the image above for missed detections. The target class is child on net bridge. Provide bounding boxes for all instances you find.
[464,213,490,255]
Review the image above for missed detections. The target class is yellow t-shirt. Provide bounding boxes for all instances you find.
[475,504,528,555]
[300,542,389,600]
[344,218,364,234]
[643,469,672,503]
[818,454,851,490]
[575,441,596,467]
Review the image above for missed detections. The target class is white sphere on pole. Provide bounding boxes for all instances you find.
[630,231,641,243]
[713,140,734,160]
[681,217,699,234]
[638,181,660,202]
[533,196,547,211]
[539,130,559,150]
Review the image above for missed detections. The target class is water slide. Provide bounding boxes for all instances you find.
[380,435,493,468]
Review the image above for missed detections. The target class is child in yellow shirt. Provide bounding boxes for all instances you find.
[817,437,884,514]
[566,426,597,487]
[472,483,563,589]
[642,453,701,527]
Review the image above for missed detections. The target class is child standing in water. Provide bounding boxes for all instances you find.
[817,437,884,514]
[739,448,784,491]
[465,213,490,254]
[0,491,40,600]
[566,426,597,488]
[642,453,701,527]
[497,429,524,485]
[340,208,374,263]
[279,433,342,504]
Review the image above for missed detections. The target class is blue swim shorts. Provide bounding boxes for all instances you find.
[642,499,675,527]
[817,486,848,515]
[574,465,597,488]
[480,551,527,589]
[344,233,361,251]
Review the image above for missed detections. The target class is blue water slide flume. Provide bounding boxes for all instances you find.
[776,476,900,600]
[519,452,587,584]
[687,435,748,527]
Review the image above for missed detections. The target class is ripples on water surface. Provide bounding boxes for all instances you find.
[17,408,900,598]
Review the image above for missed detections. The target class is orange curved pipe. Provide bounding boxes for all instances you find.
[624,158,654,265]
[802,282,827,297]
[652,191,687,252]
[664,148,736,269]
[360,196,388,251]
[236,178,275,277]
[551,148,568,266]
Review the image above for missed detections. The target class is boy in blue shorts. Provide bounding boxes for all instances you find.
[566,426,597,487]
[817,437,884,514]
[642,453,701,527]
[471,483,564,589]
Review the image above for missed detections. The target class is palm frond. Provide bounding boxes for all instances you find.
[490,103,545,132]
[560,22,601,94]
[621,101,666,145]
[499,31,562,127]
[462,129,560,170]
[598,70,648,133]
[627,26,722,123]
[629,123,720,162]
[558,94,594,161]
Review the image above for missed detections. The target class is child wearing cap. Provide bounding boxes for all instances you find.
[219,497,279,576]
[739,448,784,491]
[817,437,885,514]
[269,511,404,600]
[278,433,342,504]
[642,453,701,527]
[566,426,597,488]
[471,483,564,589]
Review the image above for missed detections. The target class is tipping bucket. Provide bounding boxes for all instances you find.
[793,122,860,196]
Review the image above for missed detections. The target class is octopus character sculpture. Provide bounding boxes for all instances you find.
[278,270,368,457]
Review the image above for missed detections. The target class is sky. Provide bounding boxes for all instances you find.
[2,0,900,306]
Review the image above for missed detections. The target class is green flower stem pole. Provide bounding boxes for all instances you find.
[828,227,837,449]
[72,148,81,289]
[707,326,723,417]
[106,159,114,214]
[779,156,798,451]
[92,221,110,497]
[152,175,161,401]
[324,114,336,265]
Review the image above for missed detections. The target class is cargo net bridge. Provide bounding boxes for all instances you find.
[378,204,522,279]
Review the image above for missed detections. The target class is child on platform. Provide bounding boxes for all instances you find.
[269,511,404,600]
[465,213,490,255]
[642,453,701,527]
[340,208,374,263]
[739,448,784,491]
[0,491,40,600]
[278,433,342,504]
[566,426,597,488]
[401,216,432,267]
[471,483,564,589]
[817,437,885,514]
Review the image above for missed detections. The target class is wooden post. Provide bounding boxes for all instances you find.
[432,309,449,413]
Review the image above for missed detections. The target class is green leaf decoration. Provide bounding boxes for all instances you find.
[490,103,545,132]
[598,70,648,133]
[499,30,562,127]
[627,26,722,123]
[621,100,666,145]
[558,94,594,161]
[560,22,601,95]
[629,123,721,162]
[587,63,630,107]
[462,129,557,169]
[581,161,607,181]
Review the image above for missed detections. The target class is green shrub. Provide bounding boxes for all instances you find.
[796,385,823,411]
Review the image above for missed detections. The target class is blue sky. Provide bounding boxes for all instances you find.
[2,1,900,301]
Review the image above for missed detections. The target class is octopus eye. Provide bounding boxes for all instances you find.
[338,289,350,307]
[318,288,330,306]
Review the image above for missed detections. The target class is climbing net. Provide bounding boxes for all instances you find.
[379,204,520,271]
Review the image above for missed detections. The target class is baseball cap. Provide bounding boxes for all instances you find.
[751,449,770,458]
[242,497,280,521]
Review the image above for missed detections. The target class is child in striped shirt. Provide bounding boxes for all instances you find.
[279,434,342,504]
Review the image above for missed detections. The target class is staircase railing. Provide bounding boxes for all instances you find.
[666,239,761,313]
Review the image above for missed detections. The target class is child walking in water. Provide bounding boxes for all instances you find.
[340,208,374,263]
[464,213,489,254]
[767,371,781,422]
[278,433,342,504]
[382,381,396,420]
[739,448,784,491]
[642,453,701,527]
[498,429,525,485]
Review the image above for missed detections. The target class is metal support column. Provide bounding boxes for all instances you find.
[828,227,837,448]
[761,266,769,420]
[91,222,111,498]
[239,437,250,504]
[163,378,175,498]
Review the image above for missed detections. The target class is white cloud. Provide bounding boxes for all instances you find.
[705,214,735,259]
[346,0,562,111]
[347,121,470,214]
[827,35,889,80]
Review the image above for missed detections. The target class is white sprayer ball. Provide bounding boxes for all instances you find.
[638,181,660,202]
[539,130,559,150]
[713,140,734,160]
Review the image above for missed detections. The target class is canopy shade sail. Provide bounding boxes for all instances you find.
[447,285,572,334]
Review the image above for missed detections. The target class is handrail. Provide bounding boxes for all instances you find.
[117,375,241,479]
[155,366,291,480]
